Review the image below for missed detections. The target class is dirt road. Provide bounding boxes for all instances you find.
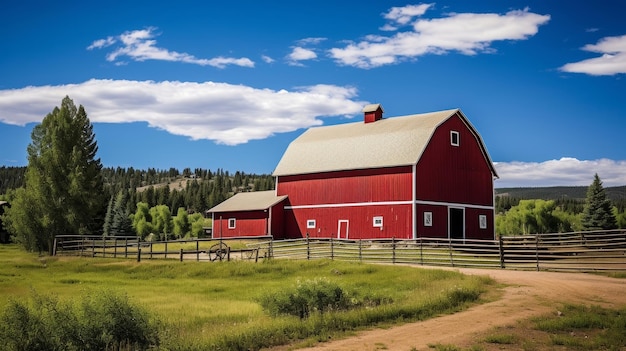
[297,267,626,351]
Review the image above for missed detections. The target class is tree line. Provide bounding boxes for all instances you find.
[496,174,626,235]
[0,97,274,253]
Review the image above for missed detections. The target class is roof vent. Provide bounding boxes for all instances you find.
[362,103,384,123]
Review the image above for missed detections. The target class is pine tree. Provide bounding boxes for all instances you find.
[581,174,617,230]
[3,97,105,253]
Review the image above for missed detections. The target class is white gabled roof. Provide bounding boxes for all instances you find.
[273,109,464,176]
[207,190,287,213]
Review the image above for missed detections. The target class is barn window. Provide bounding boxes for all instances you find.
[479,215,487,229]
[424,212,433,227]
[228,218,236,229]
[373,216,383,227]
[307,219,316,229]
[450,131,460,146]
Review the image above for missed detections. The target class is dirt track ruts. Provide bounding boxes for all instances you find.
[294,267,626,351]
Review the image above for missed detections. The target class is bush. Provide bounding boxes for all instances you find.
[0,290,160,351]
[258,278,390,319]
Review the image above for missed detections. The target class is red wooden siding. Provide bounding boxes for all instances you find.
[212,210,268,238]
[415,204,448,239]
[415,114,494,206]
[277,166,413,205]
[283,204,413,239]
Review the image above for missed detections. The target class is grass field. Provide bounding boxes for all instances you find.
[0,244,494,350]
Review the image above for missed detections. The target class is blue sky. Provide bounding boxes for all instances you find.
[1,0,625,188]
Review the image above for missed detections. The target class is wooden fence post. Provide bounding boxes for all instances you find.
[149,242,153,259]
[419,237,424,265]
[392,237,396,264]
[196,240,200,262]
[53,237,57,256]
[449,237,454,267]
[124,238,128,258]
[137,247,141,262]
[330,237,334,260]
[535,235,540,271]
[180,248,184,262]
[499,236,505,269]
[306,233,310,260]
[358,239,362,262]
[164,241,168,259]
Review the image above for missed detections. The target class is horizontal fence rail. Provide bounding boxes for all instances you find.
[53,230,626,272]
[54,235,272,262]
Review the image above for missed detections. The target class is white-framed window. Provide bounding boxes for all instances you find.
[450,130,460,146]
[306,219,316,229]
[479,215,487,229]
[424,212,433,227]
[228,218,236,229]
[373,216,383,227]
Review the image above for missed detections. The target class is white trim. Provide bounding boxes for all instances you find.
[373,216,383,227]
[448,206,465,240]
[479,214,487,229]
[306,219,316,229]
[450,130,460,146]
[424,211,433,226]
[414,199,494,210]
[337,220,349,239]
[228,218,236,229]
[286,200,412,209]
[285,199,493,211]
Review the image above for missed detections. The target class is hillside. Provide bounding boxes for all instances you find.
[496,185,626,201]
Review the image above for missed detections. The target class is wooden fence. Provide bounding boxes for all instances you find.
[54,230,626,272]
[53,235,271,262]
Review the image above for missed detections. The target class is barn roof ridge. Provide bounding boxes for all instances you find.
[273,107,471,177]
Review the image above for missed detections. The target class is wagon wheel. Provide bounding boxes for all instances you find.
[208,242,229,261]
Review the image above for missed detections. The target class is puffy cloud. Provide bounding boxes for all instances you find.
[0,79,366,145]
[330,6,550,68]
[383,3,433,26]
[287,47,318,65]
[88,27,254,68]
[560,34,626,75]
[494,158,626,188]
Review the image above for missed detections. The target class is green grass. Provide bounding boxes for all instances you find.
[0,244,494,350]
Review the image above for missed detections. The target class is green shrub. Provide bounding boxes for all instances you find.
[258,277,391,319]
[0,290,160,351]
[258,278,353,318]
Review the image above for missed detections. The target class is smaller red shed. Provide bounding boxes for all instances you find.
[208,190,287,238]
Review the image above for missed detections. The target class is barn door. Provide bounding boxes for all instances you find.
[449,207,464,240]
[337,220,349,239]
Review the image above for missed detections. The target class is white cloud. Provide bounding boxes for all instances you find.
[560,34,626,75]
[0,79,366,146]
[383,4,433,26]
[88,27,254,68]
[261,55,275,63]
[296,37,327,46]
[287,47,318,65]
[494,158,626,188]
[330,6,550,68]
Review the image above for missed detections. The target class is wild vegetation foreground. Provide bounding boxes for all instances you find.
[0,244,492,350]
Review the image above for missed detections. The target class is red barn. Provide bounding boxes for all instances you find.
[209,104,498,240]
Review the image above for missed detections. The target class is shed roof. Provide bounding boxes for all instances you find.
[274,108,498,177]
[207,190,287,213]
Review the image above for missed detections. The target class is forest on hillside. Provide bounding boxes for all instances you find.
[0,165,274,214]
